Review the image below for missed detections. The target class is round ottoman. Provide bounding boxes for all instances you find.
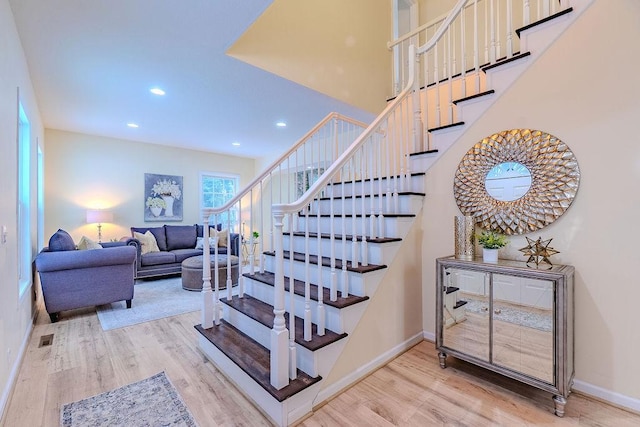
[181,255,240,291]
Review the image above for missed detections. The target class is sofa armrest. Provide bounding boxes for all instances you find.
[120,238,142,271]
[35,246,136,273]
[229,233,240,256]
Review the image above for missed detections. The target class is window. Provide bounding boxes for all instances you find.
[17,101,31,297]
[200,173,239,230]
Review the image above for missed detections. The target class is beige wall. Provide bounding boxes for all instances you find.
[228,0,392,114]
[0,0,44,416]
[422,0,640,402]
[44,130,256,243]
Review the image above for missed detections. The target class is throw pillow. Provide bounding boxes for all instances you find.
[133,230,160,255]
[195,236,219,250]
[77,236,102,250]
[215,228,229,248]
[48,229,76,251]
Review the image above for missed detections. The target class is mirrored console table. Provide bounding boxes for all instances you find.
[436,256,575,416]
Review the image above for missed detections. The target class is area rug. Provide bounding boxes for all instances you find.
[96,277,200,331]
[61,371,198,426]
[464,298,552,332]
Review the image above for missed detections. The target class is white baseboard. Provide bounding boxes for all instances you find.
[573,380,640,414]
[423,330,435,342]
[0,320,33,423]
[313,331,424,406]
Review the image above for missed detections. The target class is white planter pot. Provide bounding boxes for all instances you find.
[482,248,499,263]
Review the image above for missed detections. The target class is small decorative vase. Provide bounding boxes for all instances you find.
[483,248,499,263]
[454,216,475,260]
[150,206,162,217]
[161,195,175,217]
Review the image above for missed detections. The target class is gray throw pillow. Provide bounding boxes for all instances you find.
[48,229,76,251]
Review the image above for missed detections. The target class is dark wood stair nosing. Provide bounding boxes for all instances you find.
[452,90,496,105]
[515,7,573,38]
[243,270,370,310]
[283,231,402,245]
[327,172,425,186]
[428,121,465,133]
[481,51,531,73]
[409,149,439,157]
[264,250,387,274]
[220,294,348,352]
[195,321,322,402]
[315,191,426,201]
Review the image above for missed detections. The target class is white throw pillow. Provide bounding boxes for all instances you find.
[133,230,160,255]
[77,235,102,250]
[195,236,218,249]
[215,228,229,248]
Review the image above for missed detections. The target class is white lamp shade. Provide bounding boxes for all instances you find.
[86,209,114,224]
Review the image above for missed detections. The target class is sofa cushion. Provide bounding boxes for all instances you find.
[165,225,197,251]
[77,236,103,250]
[131,226,167,251]
[171,249,204,263]
[140,251,176,266]
[133,231,160,255]
[48,229,76,252]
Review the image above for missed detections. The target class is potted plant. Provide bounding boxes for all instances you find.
[477,230,508,262]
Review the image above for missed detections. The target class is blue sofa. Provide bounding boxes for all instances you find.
[122,224,240,279]
[35,230,137,322]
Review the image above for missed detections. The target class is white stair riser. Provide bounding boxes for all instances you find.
[325,175,424,198]
[221,302,342,378]
[283,235,399,266]
[309,194,423,216]
[244,276,369,334]
[294,216,414,239]
[264,254,388,298]
[198,336,322,427]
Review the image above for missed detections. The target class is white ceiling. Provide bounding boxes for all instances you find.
[9,0,374,160]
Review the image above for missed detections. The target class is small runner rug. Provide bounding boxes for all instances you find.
[61,372,198,427]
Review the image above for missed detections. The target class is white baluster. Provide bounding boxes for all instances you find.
[213,216,221,325]
[351,157,359,269]
[330,194,337,301]
[316,204,325,336]
[360,149,368,267]
[524,0,530,26]
[304,207,311,342]
[506,0,513,58]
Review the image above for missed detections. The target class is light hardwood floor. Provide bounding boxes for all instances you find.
[3,302,639,426]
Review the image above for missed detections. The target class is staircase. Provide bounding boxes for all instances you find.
[194,0,593,425]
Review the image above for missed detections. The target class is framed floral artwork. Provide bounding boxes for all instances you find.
[144,173,183,222]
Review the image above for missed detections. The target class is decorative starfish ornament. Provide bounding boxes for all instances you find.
[518,236,560,267]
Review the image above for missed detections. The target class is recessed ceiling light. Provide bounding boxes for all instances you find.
[232,142,241,146]
[150,87,165,96]
[127,123,139,128]
[276,121,287,128]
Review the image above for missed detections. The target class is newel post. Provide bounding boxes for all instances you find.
[271,209,289,389]
[201,215,214,329]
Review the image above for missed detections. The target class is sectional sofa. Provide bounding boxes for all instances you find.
[123,224,240,279]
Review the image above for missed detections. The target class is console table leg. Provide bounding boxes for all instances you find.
[438,352,447,369]
[553,395,567,417]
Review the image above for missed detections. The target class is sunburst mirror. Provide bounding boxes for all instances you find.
[454,129,580,235]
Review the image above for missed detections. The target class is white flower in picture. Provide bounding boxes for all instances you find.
[151,179,182,200]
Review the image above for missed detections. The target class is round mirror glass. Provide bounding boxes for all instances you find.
[484,161,532,202]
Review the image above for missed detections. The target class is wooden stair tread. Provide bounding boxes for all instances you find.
[221,294,348,351]
[327,172,425,186]
[409,149,438,157]
[482,51,531,72]
[264,250,387,274]
[453,90,495,105]
[316,191,426,200]
[516,7,573,38]
[195,321,321,402]
[453,300,468,309]
[302,213,415,218]
[445,286,460,294]
[428,121,465,133]
[283,231,401,245]
[244,271,369,309]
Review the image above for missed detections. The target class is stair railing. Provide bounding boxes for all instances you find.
[199,113,369,330]
[389,0,571,148]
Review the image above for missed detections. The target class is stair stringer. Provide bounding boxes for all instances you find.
[309,208,426,409]
[410,0,595,175]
